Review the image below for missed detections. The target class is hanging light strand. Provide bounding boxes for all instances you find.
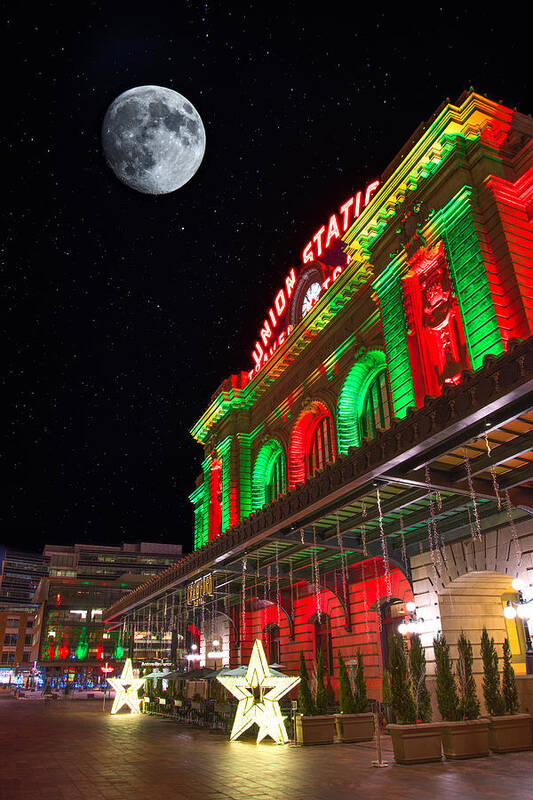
[463,446,482,541]
[376,487,392,596]
[335,511,349,613]
[503,489,522,569]
[275,542,281,627]
[484,434,502,511]
[361,500,368,557]
[312,525,321,622]
[399,509,407,567]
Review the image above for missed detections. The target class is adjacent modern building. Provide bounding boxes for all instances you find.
[32,542,183,686]
[101,91,533,710]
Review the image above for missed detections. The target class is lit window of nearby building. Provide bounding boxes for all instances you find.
[1,653,14,664]
[306,415,335,478]
[24,634,32,646]
[22,653,30,662]
[6,618,19,628]
[4,634,17,646]
[361,370,392,440]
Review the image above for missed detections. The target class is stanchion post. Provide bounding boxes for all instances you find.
[371,711,389,768]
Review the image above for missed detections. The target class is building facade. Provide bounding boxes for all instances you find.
[31,542,183,687]
[104,92,533,707]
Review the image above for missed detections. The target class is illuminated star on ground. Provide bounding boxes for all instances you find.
[217,638,300,744]
[107,658,146,714]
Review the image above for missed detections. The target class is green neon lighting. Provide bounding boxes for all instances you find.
[372,259,417,419]
[337,350,387,454]
[251,439,287,511]
[238,434,253,521]
[436,187,504,368]
[219,436,232,533]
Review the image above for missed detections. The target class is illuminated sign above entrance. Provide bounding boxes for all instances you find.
[302,179,380,264]
[248,178,380,379]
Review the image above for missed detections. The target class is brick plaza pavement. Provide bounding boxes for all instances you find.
[1,696,532,800]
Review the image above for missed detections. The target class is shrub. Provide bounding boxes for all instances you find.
[502,638,519,714]
[433,633,460,721]
[353,649,369,713]
[338,651,357,714]
[456,632,480,720]
[389,634,416,724]
[315,649,329,715]
[409,634,432,722]
[480,627,505,716]
[298,652,316,716]
[381,668,392,705]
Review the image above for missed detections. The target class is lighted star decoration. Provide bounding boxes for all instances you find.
[107,658,145,715]
[217,638,300,744]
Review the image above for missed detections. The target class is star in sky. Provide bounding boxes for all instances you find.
[107,658,145,714]
[217,638,300,744]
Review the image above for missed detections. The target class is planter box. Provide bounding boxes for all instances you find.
[488,714,533,753]
[388,722,443,764]
[295,715,336,745]
[334,712,374,743]
[441,719,489,759]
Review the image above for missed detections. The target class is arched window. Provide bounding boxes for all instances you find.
[313,614,333,674]
[361,369,392,441]
[337,351,391,454]
[289,401,336,489]
[265,451,285,504]
[252,440,287,510]
[306,415,335,479]
[264,623,281,665]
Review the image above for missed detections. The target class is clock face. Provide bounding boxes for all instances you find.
[301,282,322,317]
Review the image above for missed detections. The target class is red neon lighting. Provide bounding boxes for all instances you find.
[288,401,335,489]
[302,179,380,264]
[251,268,297,368]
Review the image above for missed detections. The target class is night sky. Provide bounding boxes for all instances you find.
[4,4,531,554]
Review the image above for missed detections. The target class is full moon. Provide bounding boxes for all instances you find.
[102,85,206,195]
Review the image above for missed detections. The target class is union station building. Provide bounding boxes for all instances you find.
[104,91,533,704]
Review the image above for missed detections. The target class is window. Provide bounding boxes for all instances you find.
[264,624,281,665]
[314,615,333,674]
[6,618,19,628]
[265,451,285,504]
[1,652,14,664]
[26,619,33,629]
[306,415,334,479]
[361,370,392,440]
[4,634,17,646]
[22,653,30,663]
[25,634,32,646]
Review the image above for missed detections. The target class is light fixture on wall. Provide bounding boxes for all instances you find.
[398,601,426,635]
[207,639,222,661]
[504,579,533,621]
[185,643,202,662]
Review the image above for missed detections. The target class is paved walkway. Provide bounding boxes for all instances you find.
[1,697,532,800]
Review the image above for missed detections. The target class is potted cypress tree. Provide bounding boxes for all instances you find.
[295,651,335,745]
[433,633,486,759]
[334,651,374,742]
[381,668,394,724]
[441,631,489,759]
[388,633,442,764]
[481,630,532,752]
